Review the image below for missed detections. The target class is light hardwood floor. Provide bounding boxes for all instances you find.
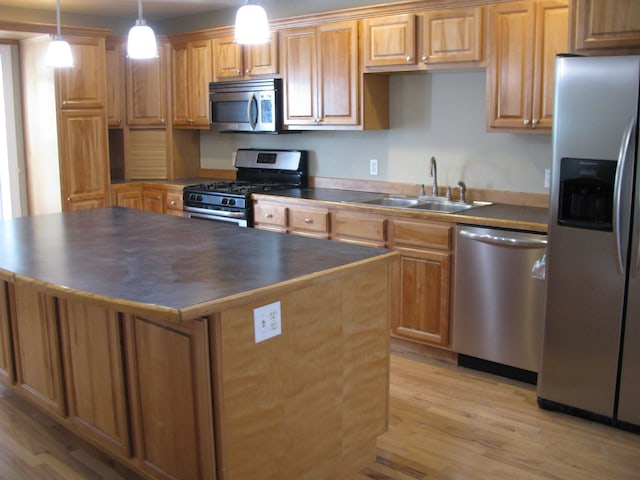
[0,348,638,479]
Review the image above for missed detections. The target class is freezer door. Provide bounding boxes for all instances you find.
[538,55,640,417]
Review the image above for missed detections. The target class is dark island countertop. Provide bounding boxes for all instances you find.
[0,208,395,321]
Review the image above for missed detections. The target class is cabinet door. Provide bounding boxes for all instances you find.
[363,14,417,67]
[56,36,106,109]
[126,43,168,125]
[11,283,65,417]
[392,248,452,347]
[317,21,359,126]
[0,281,14,384]
[419,7,484,65]
[143,188,165,213]
[114,186,143,209]
[213,35,244,80]
[125,315,215,480]
[58,109,111,211]
[58,299,130,458]
[189,39,213,127]
[171,42,190,126]
[487,1,535,130]
[572,0,640,52]
[532,0,569,129]
[244,32,278,76]
[105,41,125,127]
[280,26,318,126]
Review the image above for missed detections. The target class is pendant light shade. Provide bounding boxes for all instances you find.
[46,0,73,68]
[127,0,158,59]
[234,0,270,45]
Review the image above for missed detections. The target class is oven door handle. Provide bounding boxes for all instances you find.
[247,93,258,130]
[184,206,246,219]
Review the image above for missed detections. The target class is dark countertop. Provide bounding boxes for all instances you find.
[0,208,394,320]
[255,187,549,232]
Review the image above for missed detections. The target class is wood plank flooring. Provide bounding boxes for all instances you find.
[0,348,638,479]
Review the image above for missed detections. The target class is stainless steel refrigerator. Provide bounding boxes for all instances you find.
[538,55,640,430]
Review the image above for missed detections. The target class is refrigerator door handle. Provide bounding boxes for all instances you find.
[613,115,636,275]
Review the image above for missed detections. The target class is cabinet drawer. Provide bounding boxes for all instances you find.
[254,203,287,227]
[165,191,183,211]
[289,208,329,233]
[392,219,452,250]
[333,212,387,247]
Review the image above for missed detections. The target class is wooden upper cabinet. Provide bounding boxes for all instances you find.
[571,0,640,53]
[126,41,169,126]
[280,20,359,128]
[56,35,106,109]
[58,109,111,210]
[172,38,212,127]
[105,38,125,127]
[213,33,278,81]
[487,0,568,132]
[363,14,417,68]
[418,6,484,66]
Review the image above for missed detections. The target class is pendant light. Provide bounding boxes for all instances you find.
[46,0,73,68]
[234,0,270,45]
[127,0,158,59]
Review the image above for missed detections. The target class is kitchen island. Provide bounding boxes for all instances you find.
[0,207,397,480]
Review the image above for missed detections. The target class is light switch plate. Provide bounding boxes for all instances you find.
[254,301,282,343]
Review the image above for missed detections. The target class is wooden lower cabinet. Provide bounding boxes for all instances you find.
[1,282,215,480]
[10,283,66,416]
[253,201,288,233]
[288,205,329,239]
[143,187,165,213]
[112,183,144,209]
[125,315,215,480]
[332,210,388,248]
[0,282,14,384]
[391,218,453,348]
[58,299,131,458]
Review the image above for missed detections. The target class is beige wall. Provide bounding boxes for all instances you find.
[200,70,552,194]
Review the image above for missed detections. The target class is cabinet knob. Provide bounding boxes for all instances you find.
[66,197,71,202]
[161,118,166,124]
[265,213,273,219]
[304,218,313,224]
[236,69,240,74]
[170,200,177,206]
[523,119,530,126]
[406,56,413,62]
[532,118,539,127]
[421,55,428,62]
[245,69,250,74]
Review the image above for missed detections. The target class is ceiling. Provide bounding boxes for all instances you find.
[0,0,247,20]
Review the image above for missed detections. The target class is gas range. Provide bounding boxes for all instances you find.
[183,149,308,227]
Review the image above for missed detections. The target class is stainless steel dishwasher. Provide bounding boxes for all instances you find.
[453,225,547,382]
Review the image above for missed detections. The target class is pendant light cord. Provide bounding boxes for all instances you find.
[55,0,61,36]
[138,0,144,22]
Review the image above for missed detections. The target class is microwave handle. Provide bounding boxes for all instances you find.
[247,93,258,130]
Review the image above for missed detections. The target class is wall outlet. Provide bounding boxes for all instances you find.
[253,301,282,343]
[369,158,379,176]
[544,168,551,188]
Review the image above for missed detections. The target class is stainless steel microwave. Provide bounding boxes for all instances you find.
[209,78,285,133]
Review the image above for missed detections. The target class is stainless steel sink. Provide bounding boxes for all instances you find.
[345,194,491,213]
[355,195,422,207]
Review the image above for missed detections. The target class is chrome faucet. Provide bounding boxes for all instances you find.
[429,156,438,196]
[457,180,467,203]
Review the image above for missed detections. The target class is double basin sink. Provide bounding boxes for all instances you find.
[345,194,491,214]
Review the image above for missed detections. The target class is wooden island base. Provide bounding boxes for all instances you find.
[0,208,395,480]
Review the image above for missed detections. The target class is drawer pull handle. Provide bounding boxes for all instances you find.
[265,213,273,219]
[304,218,313,224]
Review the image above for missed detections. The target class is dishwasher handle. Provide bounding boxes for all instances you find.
[459,229,547,249]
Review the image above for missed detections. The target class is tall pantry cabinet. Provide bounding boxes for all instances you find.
[22,31,111,214]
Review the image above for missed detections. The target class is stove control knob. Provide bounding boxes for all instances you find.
[197,195,203,202]
[222,198,228,205]
[229,199,236,206]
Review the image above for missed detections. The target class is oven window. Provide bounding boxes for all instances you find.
[212,101,248,123]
